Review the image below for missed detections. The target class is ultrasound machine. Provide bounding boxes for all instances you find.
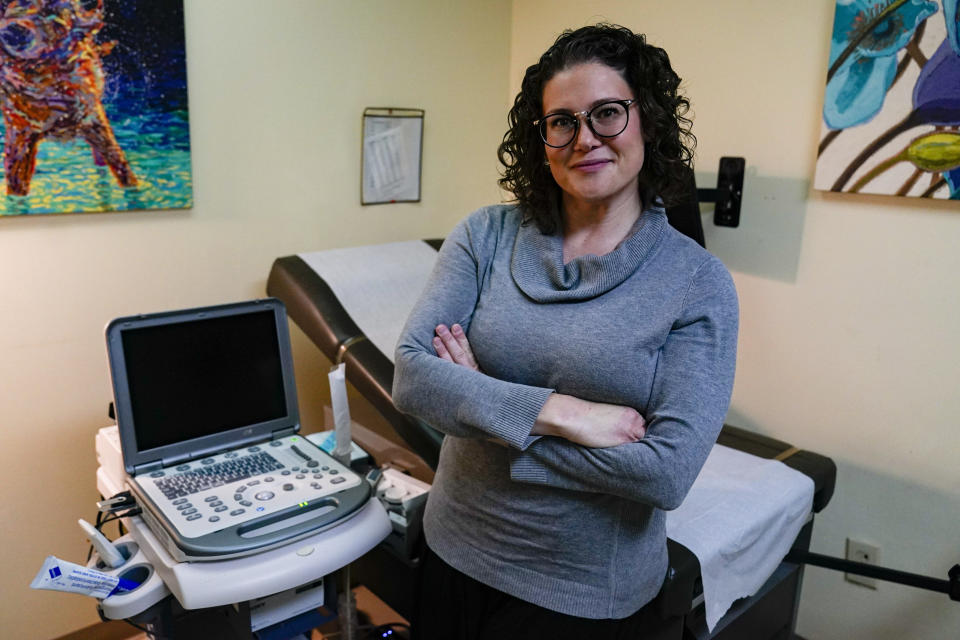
[90,299,391,639]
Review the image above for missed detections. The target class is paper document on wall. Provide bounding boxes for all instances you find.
[362,109,423,204]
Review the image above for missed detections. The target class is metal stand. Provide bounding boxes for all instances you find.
[785,550,960,601]
[337,565,358,640]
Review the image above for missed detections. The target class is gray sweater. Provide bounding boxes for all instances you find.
[393,203,739,619]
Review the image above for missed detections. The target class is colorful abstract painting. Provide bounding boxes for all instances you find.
[0,0,191,216]
[814,1,960,199]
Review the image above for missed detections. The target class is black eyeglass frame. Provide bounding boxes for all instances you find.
[534,99,637,149]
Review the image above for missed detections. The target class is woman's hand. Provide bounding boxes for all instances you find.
[532,393,646,448]
[432,323,480,372]
[431,325,643,448]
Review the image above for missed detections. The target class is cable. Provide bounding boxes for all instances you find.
[96,507,142,533]
[97,491,137,515]
[86,491,140,562]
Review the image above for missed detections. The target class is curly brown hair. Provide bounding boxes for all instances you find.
[498,24,696,234]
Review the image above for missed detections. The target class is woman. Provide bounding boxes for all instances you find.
[393,24,738,639]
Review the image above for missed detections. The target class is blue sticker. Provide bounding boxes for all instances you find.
[49,566,61,579]
[319,431,337,453]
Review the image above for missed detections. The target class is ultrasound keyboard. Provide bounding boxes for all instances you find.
[154,451,285,498]
[128,435,367,560]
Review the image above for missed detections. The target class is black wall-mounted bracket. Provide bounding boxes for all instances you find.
[698,156,745,228]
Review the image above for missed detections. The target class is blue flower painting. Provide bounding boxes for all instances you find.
[0,0,192,216]
[815,0,960,199]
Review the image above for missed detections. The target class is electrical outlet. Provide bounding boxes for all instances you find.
[845,538,880,589]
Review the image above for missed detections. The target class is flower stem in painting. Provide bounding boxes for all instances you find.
[831,110,923,190]
[849,148,909,192]
[920,177,947,196]
[896,167,924,195]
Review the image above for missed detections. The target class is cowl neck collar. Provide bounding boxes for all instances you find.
[510,204,667,302]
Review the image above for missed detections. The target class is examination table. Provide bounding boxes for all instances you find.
[266,215,836,639]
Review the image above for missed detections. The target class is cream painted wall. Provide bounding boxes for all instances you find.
[7,1,957,638]
[0,1,511,638]
[509,1,960,638]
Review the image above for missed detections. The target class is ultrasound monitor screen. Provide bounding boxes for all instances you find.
[120,309,288,452]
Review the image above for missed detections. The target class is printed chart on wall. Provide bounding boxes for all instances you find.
[0,0,192,217]
[361,108,423,205]
[814,0,960,200]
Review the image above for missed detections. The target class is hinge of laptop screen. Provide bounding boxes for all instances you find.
[272,426,297,440]
[133,460,164,475]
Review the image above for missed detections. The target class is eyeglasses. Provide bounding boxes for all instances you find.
[534,99,636,148]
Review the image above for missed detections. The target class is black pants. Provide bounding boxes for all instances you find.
[412,544,659,640]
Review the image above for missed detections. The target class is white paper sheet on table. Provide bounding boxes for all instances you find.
[298,241,438,362]
[665,444,814,632]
